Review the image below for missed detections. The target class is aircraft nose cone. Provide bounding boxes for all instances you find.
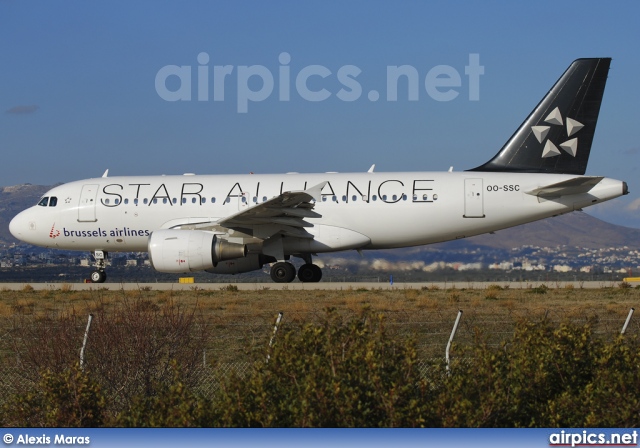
[9,214,21,239]
[9,211,28,241]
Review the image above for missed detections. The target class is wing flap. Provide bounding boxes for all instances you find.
[216,181,326,237]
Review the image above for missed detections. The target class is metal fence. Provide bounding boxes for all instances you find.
[0,299,636,407]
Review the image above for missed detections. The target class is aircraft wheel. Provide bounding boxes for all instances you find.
[270,262,296,283]
[298,264,315,282]
[90,270,106,283]
[298,263,322,282]
[310,264,322,282]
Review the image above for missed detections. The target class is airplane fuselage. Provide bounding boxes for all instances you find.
[10,171,626,254]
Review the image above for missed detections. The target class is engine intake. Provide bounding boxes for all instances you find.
[148,229,247,273]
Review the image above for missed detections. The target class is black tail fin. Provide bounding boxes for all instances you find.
[469,58,611,175]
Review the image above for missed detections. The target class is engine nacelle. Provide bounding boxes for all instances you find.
[148,229,247,273]
[206,253,269,275]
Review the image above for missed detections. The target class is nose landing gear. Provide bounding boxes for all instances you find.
[89,250,107,283]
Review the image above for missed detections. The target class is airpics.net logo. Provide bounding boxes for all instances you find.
[155,52,484,113]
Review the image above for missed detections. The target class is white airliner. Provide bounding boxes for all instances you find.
[9,58,628,283]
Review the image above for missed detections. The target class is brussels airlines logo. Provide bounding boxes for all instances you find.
[531,106,584,159]
[49,224,60,239]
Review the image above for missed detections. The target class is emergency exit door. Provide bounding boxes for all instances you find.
[78,184,98,222]
[464,178,485,218]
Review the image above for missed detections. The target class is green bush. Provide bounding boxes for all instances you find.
[1,363,105,427]
[547,336,640,426]
[211,308,433,427]
[435,320,640,427]
[4,309,640,427]
[115,361,214,427]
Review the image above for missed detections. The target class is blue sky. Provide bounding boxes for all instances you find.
[2,1,640,227]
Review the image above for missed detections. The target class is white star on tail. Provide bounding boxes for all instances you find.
[533,108,583,158]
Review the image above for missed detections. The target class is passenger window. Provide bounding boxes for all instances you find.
[192,198,197,204]
[423,194,428,200]
[105,199,110,205]
[402,194,407,201]
[162,198,167,204]
[124,199,129,205]
[182,198,187,204]
[143,198,148,205]
[372,195,377,201]
[332,196,337,202]
[392,195,397,201]
[262,196,267,202]
[115,198,120,205]
[382,195,387,201]
[211,197,216,203]
[352,195,357,202]
[201,198,206,204]
[322,197,327,202]
[433,194,438,200]
[172,198,177,204]
[134,198,138,205]
[342,195,347,202]
[38,197,49,207]
[49,197,58,207]
[153,199,158,204]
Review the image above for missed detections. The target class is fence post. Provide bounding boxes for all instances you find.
[266,312,284,363]
[79,313,93,371]
[446,310,463,375]
[621,308,635,335]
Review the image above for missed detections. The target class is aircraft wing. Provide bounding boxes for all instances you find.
[525,176,604,198]
[215,181,326,238]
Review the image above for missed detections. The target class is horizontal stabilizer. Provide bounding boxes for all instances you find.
[525,176,604,198]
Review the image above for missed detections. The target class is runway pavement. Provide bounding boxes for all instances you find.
[0,280,632,291]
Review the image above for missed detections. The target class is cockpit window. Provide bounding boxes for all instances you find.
[38,197,49,207]
[49,197,58,207]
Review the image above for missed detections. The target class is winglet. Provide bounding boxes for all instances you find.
[306,181,327,201]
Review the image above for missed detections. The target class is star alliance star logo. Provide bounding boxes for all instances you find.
[531,107,583,158]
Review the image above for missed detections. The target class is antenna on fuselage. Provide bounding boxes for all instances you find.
[102,169,109,178]
[368,164,375,173]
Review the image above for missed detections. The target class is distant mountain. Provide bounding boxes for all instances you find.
[1,183,638,252]
[434,211,640,251]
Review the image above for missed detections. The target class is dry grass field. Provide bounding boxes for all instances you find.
[1,283,638,364]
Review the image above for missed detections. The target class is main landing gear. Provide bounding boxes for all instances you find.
[269,261,323,283]
[89,250,107,283]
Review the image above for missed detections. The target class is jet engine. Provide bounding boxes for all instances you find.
[206,253,273,275]
[148,229,247,273]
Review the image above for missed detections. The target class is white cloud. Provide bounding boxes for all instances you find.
[625,198,640,212]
